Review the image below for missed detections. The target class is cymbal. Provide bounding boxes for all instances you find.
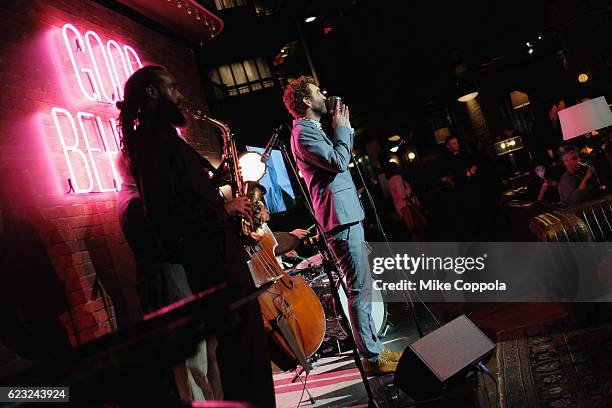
[295,253,323,270]
[273,231,300,256]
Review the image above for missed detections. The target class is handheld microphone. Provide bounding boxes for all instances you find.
[326,96,343,115]
[261,124,284,164]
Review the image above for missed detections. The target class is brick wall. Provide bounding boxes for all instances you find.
[0,0,220,377]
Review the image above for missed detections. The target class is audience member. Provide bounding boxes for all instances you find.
[527,163,559,202]
[557,145,599,205]
[385,162,427,240]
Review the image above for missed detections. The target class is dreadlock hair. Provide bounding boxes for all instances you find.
[282,76,317,119]
[116,65,165,163]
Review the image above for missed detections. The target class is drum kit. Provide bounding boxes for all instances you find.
[274,232,388,338]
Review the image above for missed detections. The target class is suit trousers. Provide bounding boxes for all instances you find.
[327,222,383,362]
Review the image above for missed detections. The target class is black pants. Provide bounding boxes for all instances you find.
[179,231,275,407]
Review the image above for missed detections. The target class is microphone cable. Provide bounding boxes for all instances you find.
[349,152,442,332]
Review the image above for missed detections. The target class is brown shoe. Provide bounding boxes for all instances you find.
[381,348,403,362]
[362,356,398,376]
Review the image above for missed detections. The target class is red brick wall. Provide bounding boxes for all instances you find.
[0,0,220,376]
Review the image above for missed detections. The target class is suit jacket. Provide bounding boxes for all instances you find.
[290,118,364,232]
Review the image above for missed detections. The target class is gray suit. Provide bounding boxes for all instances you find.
[290,119,364,232]
[291,118,383,362]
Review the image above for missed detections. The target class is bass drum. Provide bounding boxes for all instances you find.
[310,275,387,337]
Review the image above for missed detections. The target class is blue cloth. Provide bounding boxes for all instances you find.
[327,222,383,361]
[290,119,364,232]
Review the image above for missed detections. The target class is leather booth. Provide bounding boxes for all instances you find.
[528,194,612,323]
[529,195,612,242]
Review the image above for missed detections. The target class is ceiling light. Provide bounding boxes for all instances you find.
[388,135,401,142]
[578,73,589,83]
[456,79,478,103]
[457,92,478,102]
[528,48,534,55]
[510,90,530,109]
[390,146,399,153]
[407,152,416,160]
[305,16,316,23]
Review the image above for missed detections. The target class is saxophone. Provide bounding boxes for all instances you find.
[189,109,254,238]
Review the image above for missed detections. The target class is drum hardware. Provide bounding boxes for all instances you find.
[302,233,322,247]
[309,271,388,338]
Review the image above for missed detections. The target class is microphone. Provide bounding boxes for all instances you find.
[326,96,343,115]
[261,124,285,164]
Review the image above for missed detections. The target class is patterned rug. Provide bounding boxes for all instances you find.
[497,323,612,408]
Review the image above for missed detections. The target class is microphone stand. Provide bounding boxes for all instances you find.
[349,153,426,338]
[278,140,380,408]
[321,113,431,338]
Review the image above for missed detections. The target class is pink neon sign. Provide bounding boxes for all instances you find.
[51,23,144,194]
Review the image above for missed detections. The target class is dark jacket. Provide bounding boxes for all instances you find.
[130,120,252,291]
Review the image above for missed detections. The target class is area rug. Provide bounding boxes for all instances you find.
[497,323,612,408]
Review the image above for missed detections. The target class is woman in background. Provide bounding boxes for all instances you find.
[385,163,427,241]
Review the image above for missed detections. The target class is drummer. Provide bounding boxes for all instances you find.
[247,183,310,267]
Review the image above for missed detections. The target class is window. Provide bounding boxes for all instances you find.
[214,0,248,11]
[208,58,275,97]
[254,1,274,16]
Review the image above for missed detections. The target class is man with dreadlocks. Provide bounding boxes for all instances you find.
[116,66,275,406]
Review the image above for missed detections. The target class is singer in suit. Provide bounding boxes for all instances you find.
[283,76,401,375]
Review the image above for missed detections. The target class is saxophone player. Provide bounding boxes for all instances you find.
[116,66,275,407]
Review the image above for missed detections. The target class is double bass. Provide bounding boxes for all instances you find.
[192,111,325,368]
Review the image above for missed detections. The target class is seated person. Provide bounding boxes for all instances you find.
[527,164,559,202]
[557,145,599,206]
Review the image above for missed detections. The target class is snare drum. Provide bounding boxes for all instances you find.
[298,266,324,282]
[310,274,387,337]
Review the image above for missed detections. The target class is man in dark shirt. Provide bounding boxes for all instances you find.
[558,145,598,206]
[115,154,222,401]
[116,65,274,407]
[440,135,485,239]
[442,135,478,188]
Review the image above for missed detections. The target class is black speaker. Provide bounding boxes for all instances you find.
[393,315,495,401]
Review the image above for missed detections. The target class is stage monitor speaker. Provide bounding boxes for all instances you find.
[393,314,495,401]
